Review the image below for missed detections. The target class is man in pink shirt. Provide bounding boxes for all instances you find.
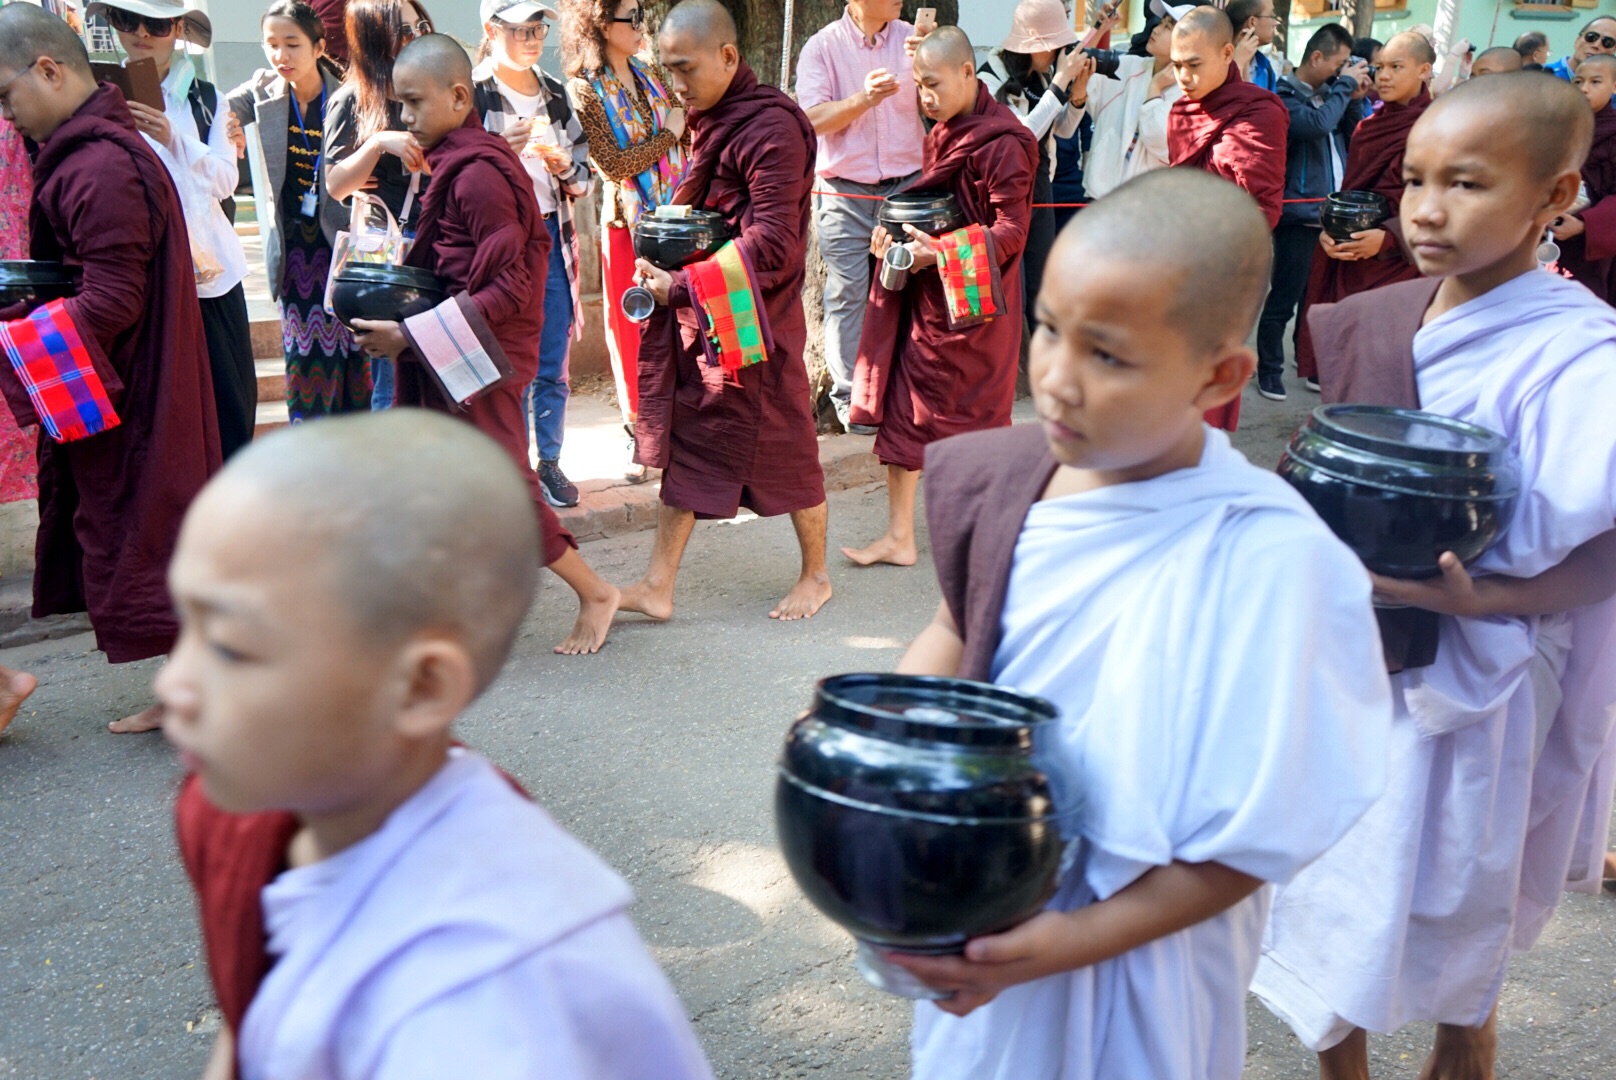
[795,0,926,433]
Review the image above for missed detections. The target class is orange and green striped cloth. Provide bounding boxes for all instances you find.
[936,223,1001,328]
[688,241,772,380]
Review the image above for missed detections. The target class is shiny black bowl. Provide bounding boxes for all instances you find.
[328,263,446,329]
[632,210,731,270]
[775,673,1073,998]
[1319,190,1391,241]
[0,260,77,309]
[1279,405,1520,579]
[877,190,968,245]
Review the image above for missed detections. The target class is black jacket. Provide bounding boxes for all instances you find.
[1276,73,1368,227]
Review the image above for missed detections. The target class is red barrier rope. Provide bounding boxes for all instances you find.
[810,189,1329,209]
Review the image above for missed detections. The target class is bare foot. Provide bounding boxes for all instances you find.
[1419,1014,1497,1080]
[1318,1028,1370,1080]
[840,535,918,567]
[555,582,621,655]
[1603,849,1616,885]
[617,580,674,622]
[770,572,832,620]
[108,704,163,734]
[0,668,39,736]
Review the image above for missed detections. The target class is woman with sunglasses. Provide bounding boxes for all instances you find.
[227,0,370,422]
[86,0,259,460]
[1546,17,1616,81]
[322,0,435,408]
[560,0,688,481]
[473,0,593,509]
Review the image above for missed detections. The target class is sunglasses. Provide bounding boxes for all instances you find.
[612,7,645,30]
[1584,30,1616,50]
[103,8,180,36]
[495,17,549,42]
[400,18,433,39]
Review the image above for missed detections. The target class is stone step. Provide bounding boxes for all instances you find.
[256,358,285,405]
[250,317,281,361]
[255,399,290,438]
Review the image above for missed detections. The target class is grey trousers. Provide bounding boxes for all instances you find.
[814,172,917,422]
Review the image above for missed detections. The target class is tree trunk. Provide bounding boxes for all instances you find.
[1351,0,1375,42]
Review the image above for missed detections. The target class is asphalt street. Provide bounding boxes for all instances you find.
[2,377,1613,1079]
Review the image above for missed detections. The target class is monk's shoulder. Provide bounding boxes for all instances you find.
[925,425,1049,495]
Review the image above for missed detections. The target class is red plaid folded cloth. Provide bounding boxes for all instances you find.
[687,241,774,386]
[935,223,1004,331]
[0,299,121,443]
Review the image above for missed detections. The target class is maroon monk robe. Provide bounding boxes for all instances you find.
[633,62,826,520]
[849,82,1037,471]
[1169,63,1289,229]
[1294,88,1431,380]
[397,115,574,566]
[0,84,220,662]
[1555,103,1616,304]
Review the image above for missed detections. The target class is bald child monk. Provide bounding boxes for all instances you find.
[349,35,621,657]
[843,27,1038,568]
[885,169,1392,1080]
[1470,45,1524,76]
[617,0,831,622]
[0,3,220,736]
[1253,73,1616,1079]
[1294,31,1433,388]
[1550,52,1616,302]
[166,412,714,1080]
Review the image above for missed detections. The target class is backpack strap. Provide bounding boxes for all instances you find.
[187,79,237,224]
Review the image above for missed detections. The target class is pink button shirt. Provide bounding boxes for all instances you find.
[794,9,926,184]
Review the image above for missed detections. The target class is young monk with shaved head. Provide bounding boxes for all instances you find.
[167,412,714,1080]
[618,0,832,622]
[1294,31,1433,389]
[843,26,1037,568]
[1470,46,1524,76]
[885,169,1392,1080]
[1551,52,1616,301]
[1254,73,1616,1080]
[348,35,622,657]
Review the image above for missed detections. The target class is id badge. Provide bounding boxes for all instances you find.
[300,190,319,218]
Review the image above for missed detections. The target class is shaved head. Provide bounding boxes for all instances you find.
[1422,69,1594,179]
[196,411,539,690]
[1470,46,1523,76]
[0,2,92,78]
[394,32,473,88]
[1173,7,1233,49]
[1383,30,1437,66]
[661,0,738,48]
[1064,169,1271,351]
[915,25,975,68]
[1579,52,1616,75]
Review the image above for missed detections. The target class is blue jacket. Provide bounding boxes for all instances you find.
[1276,72,1369,227]
[1250,51,1278,92]
[1545,57,1574,80]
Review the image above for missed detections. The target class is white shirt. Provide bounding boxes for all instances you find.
[497,84,558,216]
[1074,54,1181,200]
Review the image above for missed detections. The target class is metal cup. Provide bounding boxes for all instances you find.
[879,243,915,292]
[621,284,657,323]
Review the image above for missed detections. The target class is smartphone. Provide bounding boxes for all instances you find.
[914,7,937,35]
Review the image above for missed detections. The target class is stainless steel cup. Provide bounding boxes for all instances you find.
[621,284,657,323]
[879,244,915,292]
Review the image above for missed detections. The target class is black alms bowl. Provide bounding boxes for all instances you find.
[0,260,76,309]
[632,210,731,270]
[1279,405,1520,579]
[328,263,446,329]
[877,191,968,245]
[775,674,1073,998]
[1319,190,1391,241]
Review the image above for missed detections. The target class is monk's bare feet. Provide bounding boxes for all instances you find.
[108,704,163,734]
[0,667,39,737]
[840,535,918,567]
[1602,849,1616,886]
[555,582,621,655]
[1318,1029,1370,1080]
[617,580,675,622]
[1419,1014,1497,1080]
[769,571,832,620]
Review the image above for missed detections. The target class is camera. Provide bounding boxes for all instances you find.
[1081,46,1122,79]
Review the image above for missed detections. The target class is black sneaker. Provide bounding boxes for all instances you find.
[1304,377,1321,393]
[1257,371,1287,401]
[538,459,579,508]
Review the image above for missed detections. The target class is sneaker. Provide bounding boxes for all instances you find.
[1304,377,1321,393]
[1257,371,1287,401]
[538,459,579,508]
[847,423,878,436]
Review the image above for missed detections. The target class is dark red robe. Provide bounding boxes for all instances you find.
[398,117,574,566]
[1169,63,1289,229]
[0,84,220,662]
[849,82,1038,472]
[633,62,826,520]
[1294,88,1430,380]
[1556,103,1616,304]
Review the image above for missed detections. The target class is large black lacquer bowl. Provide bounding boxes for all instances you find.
[1318,190,1391,241]
[877,191,968,246]
[328,263,446,329]
[0,260,76,309]
[632,210,731,270]
[1279,405,1520,579]
[775,673,1073,999]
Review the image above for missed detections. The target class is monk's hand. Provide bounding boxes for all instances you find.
[863,67,901,108]
[1332,228,1387,260]
[127,101,175,150]
[501,118,534,153]
[351,319,408,360]
[1551,214,1585,240]
[634,259,673,305]
[1369,551,1490,617]
[902,223,940,271]
[871,227,894,260]
[884,911,1086,1018]
[372,130,428,175]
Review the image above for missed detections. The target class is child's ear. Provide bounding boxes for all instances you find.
[392,637,478,740]
[1194,345,1255,414]
[453,81,472,112]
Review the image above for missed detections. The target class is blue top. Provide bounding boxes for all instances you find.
[1250,51,1278,92]
[1545,57,1574,81]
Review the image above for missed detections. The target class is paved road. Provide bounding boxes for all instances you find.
[3,379,1613,1079]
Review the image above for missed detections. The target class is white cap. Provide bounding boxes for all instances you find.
[479,0,558,25]
[1150,0,1199,22]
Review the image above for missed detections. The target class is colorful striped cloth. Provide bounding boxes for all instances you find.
[0,299,121,443]
[936,223,1002,330]
[687,241,772,381]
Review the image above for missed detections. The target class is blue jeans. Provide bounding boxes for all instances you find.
[370,357,395,410]
[527,215,572,462]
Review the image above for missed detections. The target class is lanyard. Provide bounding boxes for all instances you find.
[289,83,326,192]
